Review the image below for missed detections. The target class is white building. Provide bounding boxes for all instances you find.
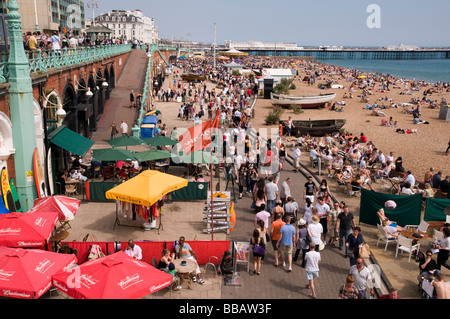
[225,40,303,51]
[95,9,157,43]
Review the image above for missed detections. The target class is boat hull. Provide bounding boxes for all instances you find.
[271,93,336,108]
[181,74,206,82]
[280,119,346,137]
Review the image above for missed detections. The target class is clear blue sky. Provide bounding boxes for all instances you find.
[92,0,449,47]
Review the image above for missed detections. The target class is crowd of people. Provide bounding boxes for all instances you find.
[23,30,143,52]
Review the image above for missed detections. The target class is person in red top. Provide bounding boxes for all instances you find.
[359,132,367,143]
[380,287,401,299]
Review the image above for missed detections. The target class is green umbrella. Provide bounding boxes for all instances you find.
[92,148,136,162]
[105,136,146,148]
[172,151,219,165]
[143,136,179,147]
[134,149,172,162]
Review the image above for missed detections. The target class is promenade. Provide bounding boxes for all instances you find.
[52,50,449,300]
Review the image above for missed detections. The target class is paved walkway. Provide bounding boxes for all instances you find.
[221,160,353,299]
[48,58,449,300]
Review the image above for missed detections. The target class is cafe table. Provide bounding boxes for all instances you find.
[173,258,198,290]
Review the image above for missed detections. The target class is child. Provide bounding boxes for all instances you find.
[167,262,182,291]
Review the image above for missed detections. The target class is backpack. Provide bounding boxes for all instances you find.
[24,40,30,51]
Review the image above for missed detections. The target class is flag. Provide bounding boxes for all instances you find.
[179,110,220,155]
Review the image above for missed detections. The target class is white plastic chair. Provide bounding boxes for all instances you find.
[447,215,450,224]
[376,224,398,252]
[395,235,420,262]
[405,220,429,234]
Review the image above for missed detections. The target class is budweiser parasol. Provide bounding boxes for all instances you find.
[0,247,77,299]
[52,251,173,299]
[30,196,81,221]
[0,212,59,248]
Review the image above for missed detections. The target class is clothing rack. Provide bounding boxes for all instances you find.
[113,200,163,234]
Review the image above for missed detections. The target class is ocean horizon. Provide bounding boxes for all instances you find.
[317,59,450,84]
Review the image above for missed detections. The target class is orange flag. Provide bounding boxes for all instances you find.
[179,111,220,155]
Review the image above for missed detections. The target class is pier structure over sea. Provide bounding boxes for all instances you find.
[240,48,450,60]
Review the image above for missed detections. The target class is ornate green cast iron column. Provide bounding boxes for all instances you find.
[7,0,38,210]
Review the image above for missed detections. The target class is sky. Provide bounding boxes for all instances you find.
[92,0,450,47]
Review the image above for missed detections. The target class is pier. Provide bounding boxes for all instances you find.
[242,49,450,59]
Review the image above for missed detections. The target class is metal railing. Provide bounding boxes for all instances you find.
[0,43,132,84]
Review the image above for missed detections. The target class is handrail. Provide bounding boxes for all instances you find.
[0,44,132,84]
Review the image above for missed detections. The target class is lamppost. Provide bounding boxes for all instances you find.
[86,0,98,26]
[7,0,38,210]
[33,0,39,31]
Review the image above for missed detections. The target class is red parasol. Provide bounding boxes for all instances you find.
[0,247,77,299]
[0,212,59,248]
[30,195,80,221]
[52,251,173,299]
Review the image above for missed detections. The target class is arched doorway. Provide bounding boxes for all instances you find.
[62,83,77,133]
[76,78,93,138]
[109,64,115,89]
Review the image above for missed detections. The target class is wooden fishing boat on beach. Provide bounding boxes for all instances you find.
[280,118,346,136]
[271,92,336,108]
[181,72,206,82]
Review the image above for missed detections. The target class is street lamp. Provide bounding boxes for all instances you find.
[86,0,98,26]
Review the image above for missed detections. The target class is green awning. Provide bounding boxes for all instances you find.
[48,125,94,157]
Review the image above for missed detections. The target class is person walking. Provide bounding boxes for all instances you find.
[265,177,278,214]
[305,242,321,299]
[276,215,297,272]
[349,258,374,299]
[110,122,118,139]
[120,120,128,136]
[335,205,355,256]
[346,227,365,266]
[270,212,285,268]
[308,215,323,252]
[250,229,265,275]
[293,218,309,268]
[436,228,450,271]
[279,177,291,206]
[338,275,359,299]
[130,90,136,108]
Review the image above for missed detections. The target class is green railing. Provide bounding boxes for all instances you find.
[0,44,132,84]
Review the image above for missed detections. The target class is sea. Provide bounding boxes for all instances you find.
[317,59,450,84]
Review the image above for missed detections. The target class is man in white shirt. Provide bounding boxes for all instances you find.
[265,177,279,214]
[292,144,301,173]
[50,32,61,50]
[120,120,128,136]
[315,197,330,242]
[349,258,374,299]
[279,178,291,205]
[305,242,321,299]
[124,240,142,260]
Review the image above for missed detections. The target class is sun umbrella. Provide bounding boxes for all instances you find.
[105,136,146,148]
[105,169,188,207]
[29,196,81,221]
[92,148,136,162]
[52,251,173,299]
[143,136,178,147]
[134,150,172,162]
[0,212,59,248]
[0,247,77,299]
